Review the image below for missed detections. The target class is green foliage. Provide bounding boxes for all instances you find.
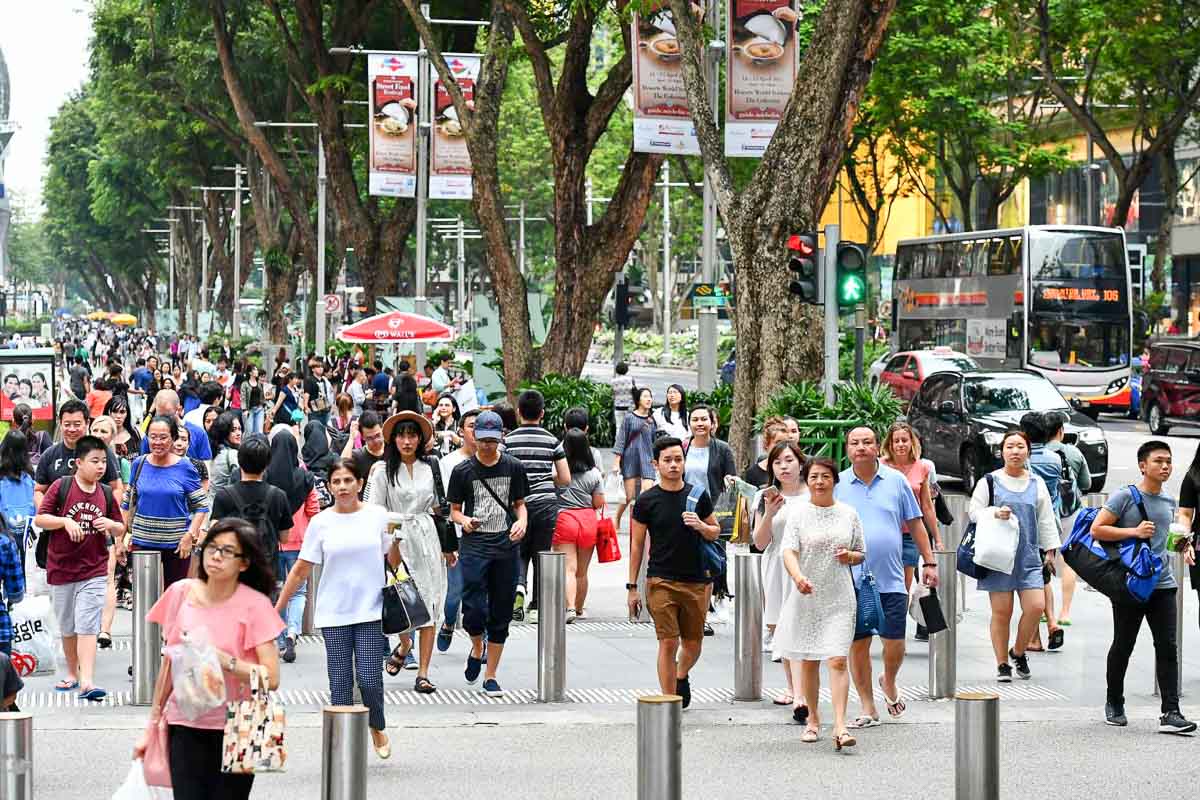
[838,331,889,379]
[520,374,617,448]
[688,382,734,439]
[756,381,904,462]
[453,332,485,352]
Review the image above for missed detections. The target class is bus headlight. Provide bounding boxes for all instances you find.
[1105,377,1129,394]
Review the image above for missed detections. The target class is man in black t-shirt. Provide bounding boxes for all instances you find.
[627,435,718,708]
[448,411,528,698]
[210,435,294,583]
[34,400,123,505]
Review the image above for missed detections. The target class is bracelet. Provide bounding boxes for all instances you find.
[922,563,938,568]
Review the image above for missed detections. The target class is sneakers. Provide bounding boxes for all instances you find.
[464,652,484,684]
[482,678,504,697]
[996,663,1013,683]
[565,609,577,624]
[1104,702,1127,726]
[436,625,453,653]
[527,608,539,624]
[281,636,297,664]
[512,587,526,622]
[1009,649,1031,680]
[403,651,418,670]
[1159,710,1197,735]
[675,676,692,709]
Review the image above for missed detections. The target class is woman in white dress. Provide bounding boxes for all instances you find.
[751,441,808,706]
[366,411,457,693]
[773,457,866,752]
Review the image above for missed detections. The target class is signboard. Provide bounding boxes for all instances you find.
[323,293,343,315]
[367,53,419,198]
[430,54,479,200]
[1031,279,1127,318]
[631,2,701,155]
[692,283,730,307]
[965,318,1007,360]
[725,1,800,157]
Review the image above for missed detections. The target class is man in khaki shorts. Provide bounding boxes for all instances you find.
[627,436,720,709]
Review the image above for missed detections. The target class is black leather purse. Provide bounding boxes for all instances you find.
[382,559,431,635]
[424,455,457,553]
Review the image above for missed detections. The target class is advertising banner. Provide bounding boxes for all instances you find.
[631,2,700,155]
[430,54,478,200]
[725,1,800,157]
[368,53,419,198]
[966,318,1008,360]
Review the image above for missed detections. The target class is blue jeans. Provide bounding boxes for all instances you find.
[245,406,265,435]
[443,557,463,629]
[275,550,306,640]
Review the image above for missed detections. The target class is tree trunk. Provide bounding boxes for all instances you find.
[1153,146,1178,294]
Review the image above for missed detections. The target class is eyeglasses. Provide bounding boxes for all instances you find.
[203,544,244,560]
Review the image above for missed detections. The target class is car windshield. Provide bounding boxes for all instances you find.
[923,355,978,373]
[963,376,1069,414]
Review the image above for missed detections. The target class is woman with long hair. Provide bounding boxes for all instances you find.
[365,412,455,689]
[612,386,656,533]
[552,428,605,622]
[392,374,423,415]
[753,441,808,706]
[104,395,141,460]
[743,417,790,487]
[137,519,284,798]
[29,372,50,407]
[276,458,401,758]
[431,394,462,457]
[971,429,1059,683]
[209,411,243,492]
[652,383,690,441]
[880,422,942,595]
[243,365,266,435]
[266,427,319,664]
[12,403,50,468]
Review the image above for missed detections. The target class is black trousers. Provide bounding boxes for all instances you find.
[1106,587,1179,714]
[168,724,254,800]
[516,501,559,607]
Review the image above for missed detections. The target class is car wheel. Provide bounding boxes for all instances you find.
[1147,403,1170,436]
[960,448,979,494]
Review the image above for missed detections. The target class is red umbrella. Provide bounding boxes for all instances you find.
[337,310,455,343]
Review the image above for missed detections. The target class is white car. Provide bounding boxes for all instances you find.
[868,350,894,387]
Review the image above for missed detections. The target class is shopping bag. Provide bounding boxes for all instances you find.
[973,508,1020,575]
[142,717,171,788]
[908,578,931,625]
[596,511,621,563]
[164,628,226,721]
[221,666,287,774]
[111,760,172,800]
[10,595,58,676]
[920,588,948,635]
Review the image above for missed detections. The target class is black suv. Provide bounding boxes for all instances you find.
[908,370,1108,493]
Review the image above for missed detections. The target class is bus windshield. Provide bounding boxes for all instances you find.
[1028,317,1131,370]
[1029,230,1126,281]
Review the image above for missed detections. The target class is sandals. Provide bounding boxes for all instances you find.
[848,715,880,729]
[97,632,112,649]
[834,732,857,751]
[800,725,820,743]
[773,694,793,706]
[384,642,411,676]
[54,679,79,692]
[792,704,809,724]
[879,677,906,718]
[1048,627,1065,651]
[414,676,436,694]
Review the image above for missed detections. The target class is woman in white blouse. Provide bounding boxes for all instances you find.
[652,384,690,441]
[969,429,1059,684]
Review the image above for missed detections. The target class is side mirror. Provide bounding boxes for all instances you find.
[902,371,916,380]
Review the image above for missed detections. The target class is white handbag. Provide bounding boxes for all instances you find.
[972,507,1020,575]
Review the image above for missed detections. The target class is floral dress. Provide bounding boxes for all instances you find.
[771,500,865,662]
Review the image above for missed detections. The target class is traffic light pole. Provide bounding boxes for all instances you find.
[822,224,840,404]
[854,303,865,383]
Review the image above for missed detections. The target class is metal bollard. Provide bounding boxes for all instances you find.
[1083,492,1109,509]
[302,564,321,636]
[929,549,958,699]
[537,551,566,703]
[637,695,682,800]
[955,692,1000,800]
[132,550,163,705]
[321,706,368,800]
[942,493,970,613]
[733,551,763,701]
[0,712,33,799]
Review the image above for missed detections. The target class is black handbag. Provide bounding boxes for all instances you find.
[423,455,456,553]
[934,491,955,526]
[381,559,431,635]
[920,587,948,635]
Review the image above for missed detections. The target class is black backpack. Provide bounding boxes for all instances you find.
[222,483,281,563]
[35,476,118,570]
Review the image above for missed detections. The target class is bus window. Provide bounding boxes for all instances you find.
[911,246,928,279]
[1029,229,1125,281]
[896,246,913,280]
[987,239,1011,275]
[938,241,962,278]
[965,239,987,277]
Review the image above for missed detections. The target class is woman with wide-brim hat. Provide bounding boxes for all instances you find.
[365,410,457,692]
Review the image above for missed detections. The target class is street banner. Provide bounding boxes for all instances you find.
[368,53,419,197]
[725,1,800,157]
[430,54,479,200]
[631,2,700,155]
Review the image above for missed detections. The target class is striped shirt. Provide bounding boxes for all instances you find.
[502,425,564,507]
[122,456,209,548]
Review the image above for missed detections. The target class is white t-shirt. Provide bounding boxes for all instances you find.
[439,449,468,537]
[182,404,210,428]
[299,505,392,628]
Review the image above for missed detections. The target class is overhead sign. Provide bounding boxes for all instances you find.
[367,53,419,198]
[725,1,800,157]
[692,283,730,307]
[430,54,478,200]
[323,293,342,314]
[631,2,701,155]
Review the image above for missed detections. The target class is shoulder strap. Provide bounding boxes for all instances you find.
[424,455,448,510]
[1127,485,1150,522]
[470,461,516,518]
[985,473,994,507]
[56,475,71,512]
[686,483,705,513]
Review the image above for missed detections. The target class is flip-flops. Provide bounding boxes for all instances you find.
[54,679,79,691]
[879,677,906,718]
[801,726,820,743]
[848,715,881,729]
[80,687,107,702]
[773,694,793,706]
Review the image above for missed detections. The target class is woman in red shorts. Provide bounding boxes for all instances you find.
[552,429,606,623]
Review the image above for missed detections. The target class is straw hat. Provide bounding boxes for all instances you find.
[382,410,433,443]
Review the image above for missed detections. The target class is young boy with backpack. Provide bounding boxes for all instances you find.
[210,434,293,579]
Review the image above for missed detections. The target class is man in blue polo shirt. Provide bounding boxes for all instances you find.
[138,389,212,460]
[835,425,937,728]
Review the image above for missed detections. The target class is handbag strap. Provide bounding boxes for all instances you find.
[424,455,449,515]
[470,461,516,520]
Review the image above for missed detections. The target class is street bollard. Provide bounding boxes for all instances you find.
[929,549,958,699]
[955,692,1000,800]
[302,564,321,636]
[733,551,763,701]
[321,706,368,800]
[537,551,566,703]
[943,493,970,613]
[132,550,163,705]
[637,695,682,800]
[0,712,33,800]
[1154,552,1186,698]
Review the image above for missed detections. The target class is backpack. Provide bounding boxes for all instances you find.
[1028,446,1063,516]
[0,475,35,552]
[223,483,281,564]
[1052,449,1081,517]
[35,476,117,570]
[1061,485,1164,605]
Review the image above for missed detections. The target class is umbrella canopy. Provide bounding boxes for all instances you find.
[111,314,138,326]
[86,310,112,320]
[337,310,455,343]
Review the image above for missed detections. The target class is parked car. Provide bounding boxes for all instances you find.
[868,349,894,387]
[908,369,1108,493]
[1140,339,1200,435]
[878,347,980,406]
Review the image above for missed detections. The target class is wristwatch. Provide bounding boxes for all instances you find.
[922,562,938,569]
[625,583,638,590]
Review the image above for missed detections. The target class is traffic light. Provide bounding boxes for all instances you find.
[836,242,868,308]
[787,232,820,304]
[614,279,631,327]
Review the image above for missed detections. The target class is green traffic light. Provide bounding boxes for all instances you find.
[838,274,866,306]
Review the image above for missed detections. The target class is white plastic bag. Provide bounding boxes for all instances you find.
[112,761,172,800]
[10,595,58,676]
[908,578,931,625]
[973,507,1020,575]
[165,628,226,721]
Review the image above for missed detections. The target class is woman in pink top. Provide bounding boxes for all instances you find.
[881,422,942,593]
[136,518,284,800]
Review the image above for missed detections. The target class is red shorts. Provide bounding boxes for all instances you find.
[553,508,599,549]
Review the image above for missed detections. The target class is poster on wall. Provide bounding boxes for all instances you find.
[631,2,700,155]
[430,54,478,200]
[966,318,1007,359]
[367,53,419,198]
[725,1,800,157]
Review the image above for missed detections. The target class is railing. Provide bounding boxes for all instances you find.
[791,419,863,467]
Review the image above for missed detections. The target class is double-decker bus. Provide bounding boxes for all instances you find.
[891,225,1133,415]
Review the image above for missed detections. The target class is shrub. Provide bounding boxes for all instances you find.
[519,374,616,447]
[689,382,734,439]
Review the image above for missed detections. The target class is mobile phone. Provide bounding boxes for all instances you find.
[763,486,780,500]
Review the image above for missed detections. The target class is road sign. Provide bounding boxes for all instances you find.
[323,293,342,314]
[692,283,729,307]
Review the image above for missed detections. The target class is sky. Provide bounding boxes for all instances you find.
[0,1,93,214]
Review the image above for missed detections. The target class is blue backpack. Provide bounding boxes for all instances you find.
[0,474,36,552]
[686,484,725,580]
[1061,485,1163,604]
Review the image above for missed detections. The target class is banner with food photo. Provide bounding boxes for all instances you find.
[368,53,419,197]
[430,54,478,200]
[725,1,799,157]
[631,1,701,155]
